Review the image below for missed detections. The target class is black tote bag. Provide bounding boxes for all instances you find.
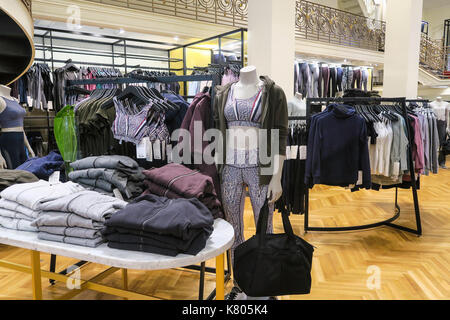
[233,200,314,297]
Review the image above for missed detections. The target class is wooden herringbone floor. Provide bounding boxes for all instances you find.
[0,158,449,300]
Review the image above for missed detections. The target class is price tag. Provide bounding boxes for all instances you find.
[113,188,124,200]
[49,171,60,185]
[146,139,153,162]
[299,146,307,160]
[357,170,363,185]
[47,101,53,110]
[393,162,400,177]
[290,145,299,160]
[153,140,162,160]
[286,146,291,160]
[136,138,147,159]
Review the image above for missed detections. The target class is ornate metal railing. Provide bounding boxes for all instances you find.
[420,35,448,78]
[88,0,248,28]
[21,0,32,14]
[295,0,385,51]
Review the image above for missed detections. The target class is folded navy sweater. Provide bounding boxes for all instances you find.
[305,104,371,188]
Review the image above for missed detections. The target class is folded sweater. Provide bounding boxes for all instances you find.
[32,211,104,230]
[0,199,40,219]
[38,232,104,248]
[39,191,127,222]
[70,156,138,172]
[0,181,85,210]
[0,216,37,232]
[0,169,39,192]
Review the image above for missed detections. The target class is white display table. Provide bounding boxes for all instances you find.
[0,218,234,300]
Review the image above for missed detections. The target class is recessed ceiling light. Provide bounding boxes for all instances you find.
[119,28,125,34]
[174,36,179,42]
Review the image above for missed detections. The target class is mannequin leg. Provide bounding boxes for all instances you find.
[221,165,247,266]
[243,167,274,234]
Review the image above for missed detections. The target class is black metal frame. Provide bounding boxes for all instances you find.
[302,97,422,236]
[49,73,231,300]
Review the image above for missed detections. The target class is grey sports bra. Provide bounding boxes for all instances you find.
[0,97,26,129]
[224,83,263,128]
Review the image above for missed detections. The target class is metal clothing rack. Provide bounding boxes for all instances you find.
[303,97,422,236]
[49,73,229,300]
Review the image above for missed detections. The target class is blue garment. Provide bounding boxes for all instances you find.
[16,151,64,180]
[0,98,26,128]
[161,93,189,136]
[305,104,371,188]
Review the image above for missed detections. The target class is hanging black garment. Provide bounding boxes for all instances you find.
[233,201,314,297]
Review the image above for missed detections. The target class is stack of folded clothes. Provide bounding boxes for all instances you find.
[142,163,223,219]
[0,169,38,192]
[16,151,64,180]
[32,190,127,247]
[69,155,145,199]
[102,194,214,256]
[0,181,84,232]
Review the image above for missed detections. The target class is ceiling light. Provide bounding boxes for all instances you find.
[119,28,125,34]
[174,36,179,42]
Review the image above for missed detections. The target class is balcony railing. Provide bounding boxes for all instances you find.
[88,0,248,28]
[21,0,32,14]
[295,0,385,51]
[420,35,448,78]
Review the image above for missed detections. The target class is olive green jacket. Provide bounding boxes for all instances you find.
[213,75,289,186]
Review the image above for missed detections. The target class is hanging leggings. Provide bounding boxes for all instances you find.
[221,164,274,267]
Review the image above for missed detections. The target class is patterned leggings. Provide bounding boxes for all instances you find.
[221,164,274,267]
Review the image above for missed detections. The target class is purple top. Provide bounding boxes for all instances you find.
[0,97,26,128]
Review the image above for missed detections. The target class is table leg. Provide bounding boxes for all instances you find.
[216,253,225,300]
[122,268,128,300]
[30,250,42,300]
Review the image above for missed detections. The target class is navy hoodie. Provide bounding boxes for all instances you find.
[305,104,371,188]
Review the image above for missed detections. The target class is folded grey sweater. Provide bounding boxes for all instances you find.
[0,181,84,210]
[39,226,101,239]
[0,199,40,219]
[31,211,104,230]
[0,216,38,232]
[0,208,32,221]
[38,191,127,222]
[69,168,145,198]
[38,232,104,248]
[70,156,138,172]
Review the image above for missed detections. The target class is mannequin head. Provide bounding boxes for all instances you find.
[0,85,11,97]
[436,96,442,102]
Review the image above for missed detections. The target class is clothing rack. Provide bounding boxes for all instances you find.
[49,73,228,300]
[302,97,422,236]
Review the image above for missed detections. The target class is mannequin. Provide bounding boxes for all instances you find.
[216,66,288,300]
[226,66,285,204]
[0,84,34,169]
[430,96,450,168]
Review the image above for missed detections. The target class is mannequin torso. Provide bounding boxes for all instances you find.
[225,66,284,203]
[0,84,34,169]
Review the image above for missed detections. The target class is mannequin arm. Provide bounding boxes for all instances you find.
[23,132,35,158]
[267,154,286,203]
[0,151,6,169]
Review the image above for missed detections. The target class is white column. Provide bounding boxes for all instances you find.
[247,0,296,98]
[382,0,423,98]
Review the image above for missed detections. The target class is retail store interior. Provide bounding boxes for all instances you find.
[0,0,449,301]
